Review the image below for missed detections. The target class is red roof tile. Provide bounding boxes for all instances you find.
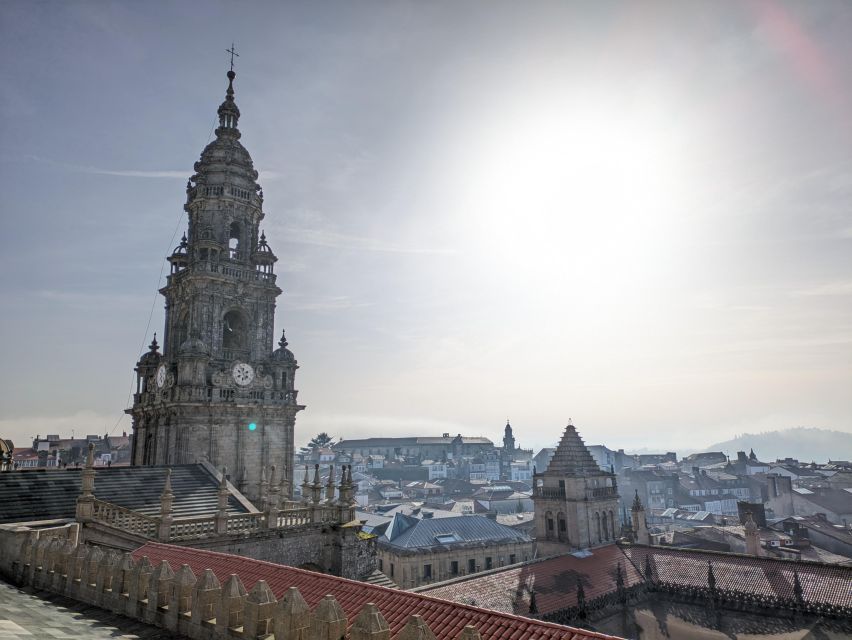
[422,543,852,616]
[420,544,640,617]
[132,542,623,640]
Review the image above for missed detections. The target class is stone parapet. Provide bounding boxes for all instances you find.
[10,533,494,640]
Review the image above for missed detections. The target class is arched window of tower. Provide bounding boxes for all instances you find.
[229,222,241,259]
[223,310,248,360]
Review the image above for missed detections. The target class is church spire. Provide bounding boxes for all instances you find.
[542,423,602,475]
[217,67,241,134]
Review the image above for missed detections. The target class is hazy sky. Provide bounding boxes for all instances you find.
[1,1,850,455]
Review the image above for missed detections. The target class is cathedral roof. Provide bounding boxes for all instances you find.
[132,542,613,640]
[420,543,852,617]
[543,423,606,476]
[0,464,249,524]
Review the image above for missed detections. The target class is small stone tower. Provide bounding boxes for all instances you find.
[533,423,621,554]
[744,512,761,556]
[631,490,650,545]
[128,67,304,504]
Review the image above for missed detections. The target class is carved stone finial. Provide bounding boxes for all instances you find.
[350,602,390,639]
[396,615,437,640]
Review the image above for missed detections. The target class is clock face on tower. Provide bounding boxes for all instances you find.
[156,364,167,388]
[232,362,255,386]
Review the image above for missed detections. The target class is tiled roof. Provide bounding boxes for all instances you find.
[335,436,493,447]
[420,544,640,616]
[132,542,620,640]
[794,487,852,514]
[621,545,852,608]
[422,543,852,615]
[382,514,532,549]
[0,464,248,523]
[543,425,604,476]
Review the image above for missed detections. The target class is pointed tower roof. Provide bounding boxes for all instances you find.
[542,423,604,475]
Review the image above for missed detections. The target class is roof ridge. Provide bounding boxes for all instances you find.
[136,542,621,639]
[621,542,852,571]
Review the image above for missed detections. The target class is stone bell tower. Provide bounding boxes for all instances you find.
[128,66,304,504]
[533,423,621,555]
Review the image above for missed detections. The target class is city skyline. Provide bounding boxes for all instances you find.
[1,1,851,454]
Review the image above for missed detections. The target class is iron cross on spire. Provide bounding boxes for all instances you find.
[226,43,239,72]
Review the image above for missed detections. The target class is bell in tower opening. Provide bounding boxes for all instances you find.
[127,65,304,504]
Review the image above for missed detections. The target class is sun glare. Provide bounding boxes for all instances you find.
[453,101,683,306]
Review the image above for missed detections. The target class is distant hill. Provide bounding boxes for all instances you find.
[698,428,852,464]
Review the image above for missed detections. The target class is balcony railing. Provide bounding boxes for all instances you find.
[534,487,565,499]
[589,486,619,498]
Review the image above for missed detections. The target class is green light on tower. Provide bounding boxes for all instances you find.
[248,423,257,431]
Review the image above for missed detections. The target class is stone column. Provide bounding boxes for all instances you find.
[95,549,119,607]
[265,466,278,529]
[215,467,230,535]
[158,468,174,542]
[145,559,175,624]
[274,586,311,639]
[112,552,135,614]
[325,465,336,505]
[300,465,311,504]
[126,555,153,618]
[350,603,391,640]
[216,574,247,636]
[259,466,269,512]
[311,594,347,640]
[243,579,277,638]
[166,563,196,632]
[311,464,322,504]
[76,443,96,522]
[278,464,290,507]
[189,569,220,640]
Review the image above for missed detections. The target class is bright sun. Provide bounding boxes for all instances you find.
[451,100,683,306]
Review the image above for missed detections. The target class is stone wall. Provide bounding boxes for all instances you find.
[185,524,376,578]
[377,539,533,589]
[8,529,490,640]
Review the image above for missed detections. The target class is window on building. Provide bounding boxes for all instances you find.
[229,222,241,257]
[450,560,459,575]
[423,564,432,580]
[468,558,476,574]
[547,518,554,530]
[378,559,383,571]
[222,310,247,351]
[390,563,394,577]
[485,557,493,570]
[509,554,516,565]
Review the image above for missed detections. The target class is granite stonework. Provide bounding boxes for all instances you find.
[0,523,605,640]
[128,69,303,505]
[533,424,621,555]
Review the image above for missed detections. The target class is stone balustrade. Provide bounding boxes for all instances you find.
[88,498,345,544]
[92,499,160,538]
[13,536,486,640]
